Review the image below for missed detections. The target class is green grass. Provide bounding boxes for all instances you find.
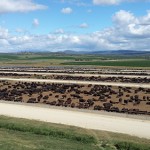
[62,60,150,67]
[21,56,76,60]
[0,116,150,150]
[0,129,98,150]
[0,53,150,67]
[0,119,95,144]
[0,54,19,61]
[0,53,147,61]
[114,141,150,150]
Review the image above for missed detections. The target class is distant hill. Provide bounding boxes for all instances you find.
[62,50,150,55]
[3,50,149,56]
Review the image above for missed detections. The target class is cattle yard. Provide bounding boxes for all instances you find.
[0,72,150,84]
[0,67,150,116]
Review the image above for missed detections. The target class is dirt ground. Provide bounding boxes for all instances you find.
[0,80,150,113]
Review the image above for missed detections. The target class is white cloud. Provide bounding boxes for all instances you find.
[93,0,150,5]
[113,10,137,25]
[0,26,9,38]
[61,7,73,14]
[15,28,27,34]
[59,0,88,6]
[112,10,150,37]
[141,10,150,25]
[32,19,39,27]
[79,23,89,28]
[55,29,64,34]
[0,0,47,14]
[93,0,121,5]
[0,39,9,46]
[0,10,150,52]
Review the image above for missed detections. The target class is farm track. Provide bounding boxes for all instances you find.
[0,77,149,88]
[0,101,150,139]
[0,71,150,78]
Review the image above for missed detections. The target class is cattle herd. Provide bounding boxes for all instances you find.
[0,66,150,75]
[40,75,150,83]
[0,77,150,115]
[0,73,149,84]
[0,67,149,115]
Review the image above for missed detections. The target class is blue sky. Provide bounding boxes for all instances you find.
[0,0,150,52]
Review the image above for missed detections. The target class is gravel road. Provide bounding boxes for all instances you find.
[0,77,149,88]
[0,102,150,139]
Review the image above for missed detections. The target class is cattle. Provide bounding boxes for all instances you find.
[0,79,149,116]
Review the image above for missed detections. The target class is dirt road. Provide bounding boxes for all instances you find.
[0,102,150,139]
[0,77,149,88]
[0,71,150,78]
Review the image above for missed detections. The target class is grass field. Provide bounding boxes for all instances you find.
[62,60,150,67]
[0,116,150,150]
[0,53,150,68]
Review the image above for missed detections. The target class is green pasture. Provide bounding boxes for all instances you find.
[0,116,150,150]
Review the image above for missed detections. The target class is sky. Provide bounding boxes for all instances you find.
[0,0,150,52]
